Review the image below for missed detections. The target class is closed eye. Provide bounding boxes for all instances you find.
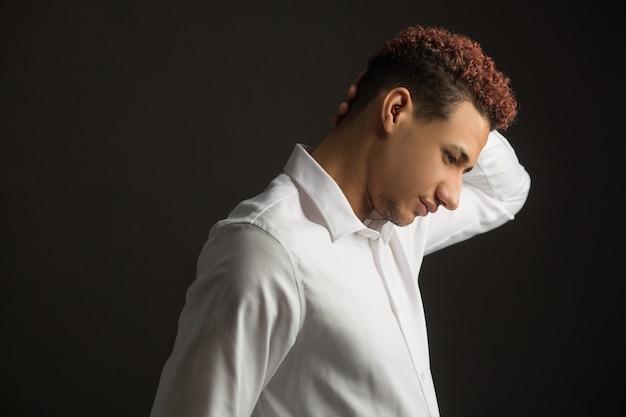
[445,146,472,173]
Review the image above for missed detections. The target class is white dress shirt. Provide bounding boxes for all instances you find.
[150,130,531,417]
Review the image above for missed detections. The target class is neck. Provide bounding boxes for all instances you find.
[311,120,377,221]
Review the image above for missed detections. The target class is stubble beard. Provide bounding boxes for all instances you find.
[379,195,412,227]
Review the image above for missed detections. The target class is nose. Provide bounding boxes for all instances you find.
[436,173,463,211]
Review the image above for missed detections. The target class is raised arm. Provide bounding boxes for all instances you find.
[423,130,531,254]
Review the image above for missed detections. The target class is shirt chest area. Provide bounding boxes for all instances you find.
[289,229,426,353]
[269,228,435,413]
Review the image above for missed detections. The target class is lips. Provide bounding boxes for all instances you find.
[418,198,439,216]
[418,198,429,217]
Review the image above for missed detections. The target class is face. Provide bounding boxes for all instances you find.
[368,101,490,226]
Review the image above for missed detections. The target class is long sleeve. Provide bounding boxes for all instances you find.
[423,130,531,255]
[149,223,302,417]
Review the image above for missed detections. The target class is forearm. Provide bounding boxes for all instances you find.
[463,130,531,217]
[423,130,530,254]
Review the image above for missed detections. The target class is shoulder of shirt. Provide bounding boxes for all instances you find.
[215,172,301,231]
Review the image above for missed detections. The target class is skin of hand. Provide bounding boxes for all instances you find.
[332,71,364,126]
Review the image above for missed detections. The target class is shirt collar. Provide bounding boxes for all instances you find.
[284,144,385,242]
[363,211,395,243]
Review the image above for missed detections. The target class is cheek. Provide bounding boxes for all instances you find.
[377,144,434,197]
[400,159,446,199]
[391,160,427,196]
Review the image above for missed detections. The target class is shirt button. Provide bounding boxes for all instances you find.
[358,230,376,239]
[419,372,426,381]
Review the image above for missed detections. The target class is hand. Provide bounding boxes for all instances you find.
[331,71,364,126]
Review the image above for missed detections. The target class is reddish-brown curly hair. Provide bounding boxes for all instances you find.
[345,25,517,130]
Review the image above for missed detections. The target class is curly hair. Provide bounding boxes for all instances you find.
[344,25,517,130]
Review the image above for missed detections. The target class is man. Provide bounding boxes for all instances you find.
[150,25,531,416]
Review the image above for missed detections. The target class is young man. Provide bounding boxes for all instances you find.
[150,25,531,417]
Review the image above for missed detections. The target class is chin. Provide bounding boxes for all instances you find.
[388,214,416,227]
[378,199,415,227]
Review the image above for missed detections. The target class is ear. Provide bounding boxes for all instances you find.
[381,87,412,134]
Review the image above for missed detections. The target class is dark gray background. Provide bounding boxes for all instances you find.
[2,1,623,416]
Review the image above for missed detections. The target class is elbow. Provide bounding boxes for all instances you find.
[505,169,531,217]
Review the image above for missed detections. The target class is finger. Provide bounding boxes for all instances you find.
[347,84,357,99]
[331,102,349,126]
[337,101,349,116]
[346,70,365,99]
